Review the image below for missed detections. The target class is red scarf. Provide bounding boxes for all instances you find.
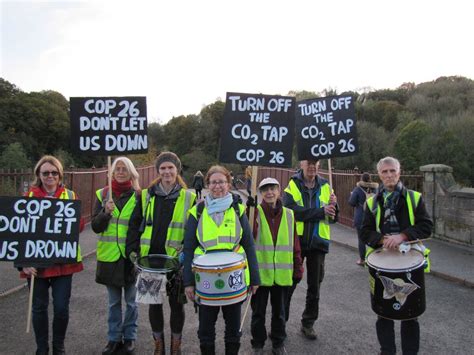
[112,179,133,198]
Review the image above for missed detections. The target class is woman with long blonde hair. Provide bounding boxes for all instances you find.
[91,157,141,355]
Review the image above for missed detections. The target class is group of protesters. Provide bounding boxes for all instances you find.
[20,152,432,355]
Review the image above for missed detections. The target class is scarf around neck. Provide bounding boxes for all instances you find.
[112,179,132,198]
[381,181,403,235]
[205,193,233,215]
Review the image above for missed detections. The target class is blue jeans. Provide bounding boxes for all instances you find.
[28,275,72,353]
[107,284,138,342]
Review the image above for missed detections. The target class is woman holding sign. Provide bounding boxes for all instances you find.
[126,152,196,355]
[183,165,260,355]
[91,157,141,355]
[21,155,84,355]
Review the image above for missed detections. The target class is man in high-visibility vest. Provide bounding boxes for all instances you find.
[283,159,338,340]
[361,156,433,355]
[250,177,303,355]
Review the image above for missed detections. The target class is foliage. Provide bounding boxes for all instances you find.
[1,76,473,186]
[0,142,31,169]
[393,120,432,172]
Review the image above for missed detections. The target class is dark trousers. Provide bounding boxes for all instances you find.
[376,317,420,355]
[286,250,325,327]
[28,275,72,353]
[198,302,242,345]
[251,286,288,349]
[195,188,202,200]
[356,228,366,260]
[149,294,185,334]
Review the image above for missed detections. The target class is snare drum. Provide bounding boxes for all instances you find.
[367,248,426,320]
[135,254,179,304]
[192,252,247,306]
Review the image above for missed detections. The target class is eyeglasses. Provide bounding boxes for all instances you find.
[209,180,227,186]
[41,171,59,177]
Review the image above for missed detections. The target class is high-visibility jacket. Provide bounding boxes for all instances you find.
[95,189,136,262]
[28,189,82,262]
[189,202,250,283]
[140,188,196,257]
[366,190,431,272]
[284,179,332,240]
[255,205,294,286]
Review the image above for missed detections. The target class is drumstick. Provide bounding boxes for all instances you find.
[239,290,253,332]
[26,275,35,333]
[404,238,431,245]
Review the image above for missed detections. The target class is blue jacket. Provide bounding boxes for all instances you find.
[348,181,378,229]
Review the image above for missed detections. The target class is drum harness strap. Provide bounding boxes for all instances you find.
[193,197,244,312]
[195,195,244,254]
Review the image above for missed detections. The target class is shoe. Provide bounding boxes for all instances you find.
[102,341,122,355]
[301,326,317,340]
[272,346,288,355]
[52,344,66,355]
[170,334,182,355]
[154,336,165,355]
[356,259,365,266]
[253,347,264,355]
[123,340,135,355]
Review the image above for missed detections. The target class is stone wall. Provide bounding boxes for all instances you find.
[420,164,474,246]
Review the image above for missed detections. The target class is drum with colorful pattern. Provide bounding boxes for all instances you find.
[192,251,247,306]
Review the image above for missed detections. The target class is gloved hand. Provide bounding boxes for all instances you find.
[246,195,256,208]
[129,251,138,263]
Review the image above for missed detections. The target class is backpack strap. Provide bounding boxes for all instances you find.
[195,197,243,222]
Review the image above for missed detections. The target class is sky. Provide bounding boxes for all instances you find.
[1,0,473,124]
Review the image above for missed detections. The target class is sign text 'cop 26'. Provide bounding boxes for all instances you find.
[70,97,148,155]
[296,95,358,160]
[219,92,295,167]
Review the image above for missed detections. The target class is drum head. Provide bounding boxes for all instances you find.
[367,248,424,272]
[136,254,179,273]
[193,251,243,268]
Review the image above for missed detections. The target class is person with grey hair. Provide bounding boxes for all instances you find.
[282,159,338,340]
[92,157,141,355]
[361,156,433,355]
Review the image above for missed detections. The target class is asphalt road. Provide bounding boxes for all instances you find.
[0,243,473,354]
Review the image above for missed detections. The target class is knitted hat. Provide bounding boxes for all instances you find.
[155,151,182,173]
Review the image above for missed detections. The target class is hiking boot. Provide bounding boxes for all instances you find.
[272,346,288,355]
[153,336,165,355]
[102,341,122,355]
[170,334,182,355]
[301,326,317,340]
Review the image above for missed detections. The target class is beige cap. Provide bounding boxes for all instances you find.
[258,177,280,190]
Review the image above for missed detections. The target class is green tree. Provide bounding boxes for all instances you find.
[394,120,431,172]
[0,142,31,169]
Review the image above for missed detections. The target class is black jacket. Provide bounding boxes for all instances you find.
[282,171,339,253]
[360,184,433,248]
[126,184,184,257]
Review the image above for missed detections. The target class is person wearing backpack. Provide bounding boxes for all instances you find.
[183,165,260,355]
[126,152,196,355]
[91,157,141,355]
[348,172,378,266]
[360,156,433,355]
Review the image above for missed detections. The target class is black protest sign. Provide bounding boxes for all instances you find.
[0,197,81,267]
[70,97,148,155]
[295,95,358,160]
[219,92,296,168]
